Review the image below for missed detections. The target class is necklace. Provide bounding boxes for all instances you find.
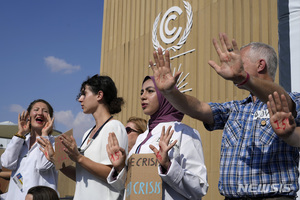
[78,116,113,153]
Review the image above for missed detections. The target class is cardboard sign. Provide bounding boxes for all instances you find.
[0,167,10,194]
[54,129,74,170]
[125,153,162,200]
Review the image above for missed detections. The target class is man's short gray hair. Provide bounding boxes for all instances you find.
[241,42,278,80]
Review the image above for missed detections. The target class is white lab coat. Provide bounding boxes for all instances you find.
[107,121,208,200]
[1,135,58,200]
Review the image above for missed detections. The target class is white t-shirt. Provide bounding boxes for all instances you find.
[1,135,58,200]
[108,121,208,200]
[73,119,128,200]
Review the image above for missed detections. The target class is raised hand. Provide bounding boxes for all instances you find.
[42,114,54,136]
[18,111,30,136]
[149,48,181,93]
[208,33,248,86]
[149,126,177,171]
[267,91,296,138]
[59,134,81,162]
[106,132,126,173]
[37,136,55,163]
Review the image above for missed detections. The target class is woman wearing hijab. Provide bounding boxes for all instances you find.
[106,76,208,200]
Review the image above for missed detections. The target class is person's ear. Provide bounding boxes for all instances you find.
[257,59,266,73]
[97,91,104,101]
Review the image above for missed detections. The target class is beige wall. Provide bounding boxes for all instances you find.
[100,1,278,199]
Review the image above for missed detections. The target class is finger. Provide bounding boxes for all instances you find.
[273,92,282,112]
[18,113,21,123]
[164,126,172,139]
[232,39,239,51]
[26,119,30,128]
[288,112,296,126]
[167,140,177,151]
[208,60,221,74]
[212,38,222,57]
[149,144,158,154]
[222,33,232,52]
[158,48,165,68]
[37,137,45,146]
[166,129,174,142]
[174,71,181,83]
[23,111,28,120]
[111,132,119,147]
[61,136,73,149]
[60,134,71,143]
[118,147,126,155]
[153,50,159,67]
[70,136,77,146]
[267,101,273,118]
[107,133,113,149]
[166,126,172,134]
[46,113,51,124]
[280,94,289,113]
[165,50,170,69]
[39,147,46,154]
[106,144,113,155]
[219,33,227,52]
[160,126,166,139]
[268,93,277,115]
[25,111,29,119]
[20,111,25,122]
[149,60,156,72]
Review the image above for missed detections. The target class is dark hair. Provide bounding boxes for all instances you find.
[78,74,124,114]
[27,186,59,200]
[142,76,152,84]
[27,99,54,118]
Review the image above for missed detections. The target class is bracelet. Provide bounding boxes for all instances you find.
[236,72,250,87]
[14,133,26,139]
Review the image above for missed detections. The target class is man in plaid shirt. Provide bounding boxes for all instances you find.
[149,33,300,200]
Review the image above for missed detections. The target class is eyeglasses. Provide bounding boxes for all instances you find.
[126,127,139,134]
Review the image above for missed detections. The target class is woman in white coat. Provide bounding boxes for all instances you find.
[38,75,128,200]
[1,99,57,200]
[107,76,208,200]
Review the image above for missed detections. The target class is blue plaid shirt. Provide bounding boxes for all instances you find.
[205,92,300,198]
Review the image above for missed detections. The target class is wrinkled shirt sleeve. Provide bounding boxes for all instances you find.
[158,127,208,199]
[107,167,127,192]
[1,136,25,170]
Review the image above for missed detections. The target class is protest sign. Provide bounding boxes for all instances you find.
[0,167,10,194]
[125,153,162,200]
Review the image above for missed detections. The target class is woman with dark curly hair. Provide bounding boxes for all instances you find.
[39,74,128,200]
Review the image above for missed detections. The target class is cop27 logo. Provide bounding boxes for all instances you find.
[151,1,193,94]
[152,1,193,53]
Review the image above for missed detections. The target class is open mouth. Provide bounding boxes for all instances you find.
[35,117,44,124]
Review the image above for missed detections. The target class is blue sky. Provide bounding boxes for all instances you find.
[0,0,104,143]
